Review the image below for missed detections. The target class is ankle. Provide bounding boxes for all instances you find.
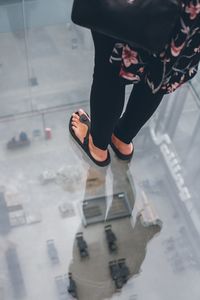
[111,134,133,154]
[89,136,108,160]
[112,134,129,145]
[89,135,107,152]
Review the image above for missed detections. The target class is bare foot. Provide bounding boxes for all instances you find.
[111,134,133,155]
[71,109,108,162]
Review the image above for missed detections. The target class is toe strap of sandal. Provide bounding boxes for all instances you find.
[78,113,91,129]
[83,127,90,149]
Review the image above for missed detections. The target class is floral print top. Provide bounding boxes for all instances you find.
[109,0,200,94]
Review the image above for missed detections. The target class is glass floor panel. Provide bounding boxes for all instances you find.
[0,103,200,300]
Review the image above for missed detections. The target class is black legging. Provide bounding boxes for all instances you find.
[90,31,164,150]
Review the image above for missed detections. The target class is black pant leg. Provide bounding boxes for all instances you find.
[90,31,126,150]
[113,81,164,144]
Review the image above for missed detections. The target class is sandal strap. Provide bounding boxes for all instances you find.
[79,113,91,129]
[83,128,90,148]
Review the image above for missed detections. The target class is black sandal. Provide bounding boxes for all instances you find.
[110,141,134,161]
[69,111,111,167]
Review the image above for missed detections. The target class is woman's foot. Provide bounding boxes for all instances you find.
[111,134,133,156]
[110,134,134,161]
[71,109,108,163]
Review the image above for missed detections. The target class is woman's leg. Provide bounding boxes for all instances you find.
[90,31,126,150]
[70,31,126,163]
[113,80,164,147]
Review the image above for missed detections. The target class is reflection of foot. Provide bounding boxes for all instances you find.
[69,109,111,167]
[110,134,134,161]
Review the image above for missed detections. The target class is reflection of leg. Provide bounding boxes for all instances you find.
[113,81,164,144]
[90,31,126,150]
[84,166,107,198]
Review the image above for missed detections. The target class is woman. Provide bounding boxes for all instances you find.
[69,0,200,167]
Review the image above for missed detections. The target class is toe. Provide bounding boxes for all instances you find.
[72,113,79,120]
[71,120,78,127]
[72,116,79,123]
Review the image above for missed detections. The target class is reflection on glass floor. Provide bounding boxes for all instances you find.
[0,102,200,300]
[0,105,161,300]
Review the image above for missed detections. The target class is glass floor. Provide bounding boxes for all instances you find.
[0,1,200,300]
[1,102,200,300]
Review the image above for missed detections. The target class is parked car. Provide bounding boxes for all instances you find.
[55,275,67,296]
[76,232,89,258]
[109,261,123,289]
[105,225,117,252]
[46,239,59,264]
[118,258,130,283]
[7,132,31,150]
[68,272,78,299]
